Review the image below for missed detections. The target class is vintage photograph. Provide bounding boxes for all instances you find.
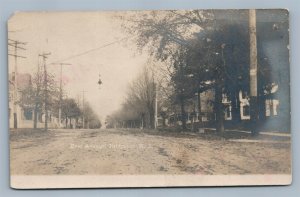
[8,9,291,188]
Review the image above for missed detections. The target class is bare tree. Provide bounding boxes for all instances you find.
[126,65,156,129]
[61,98,81,128]
[83,102,102,129]
[18,70,59,129]
[106,61,170,130]
[119,10,214,130]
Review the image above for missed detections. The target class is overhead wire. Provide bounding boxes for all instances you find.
[48,36,130,65]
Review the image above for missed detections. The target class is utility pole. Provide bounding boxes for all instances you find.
[82,90,87,129]
[33,55,42,129]
[249,9,259,135]
[51,63,71,128]
[39,52,51,131]
[8,39,27,129]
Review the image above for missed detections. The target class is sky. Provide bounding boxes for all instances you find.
[8,11,149,121]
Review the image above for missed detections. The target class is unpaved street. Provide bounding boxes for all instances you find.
[10,129,291,175]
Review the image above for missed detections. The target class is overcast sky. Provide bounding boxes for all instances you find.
[8,11,149,121]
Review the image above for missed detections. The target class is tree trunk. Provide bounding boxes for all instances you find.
[65,116,68,128]
[33,104,38,129]
[180,98,187,130]
[140,114,144,129]
[162,116,166,128]
[69,117,72,128]
[191,116,194,132]
[149,108,155,129]
[197,91,202,123]
[258,95,266,121]
[215,86,225,132]
[231,90,241,123]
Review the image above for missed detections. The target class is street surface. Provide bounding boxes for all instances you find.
[10,128,291,175]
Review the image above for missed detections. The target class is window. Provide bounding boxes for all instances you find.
[24,109,33,120]
[243,105,250,116]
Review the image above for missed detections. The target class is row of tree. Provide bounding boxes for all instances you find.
[106,10,289,133]
[18,65,101,130]
[106,64,158,129]
[61,98,101,129]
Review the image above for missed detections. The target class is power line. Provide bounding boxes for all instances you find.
[8,54,26,58]
[8,43,26,50]
[8,39,27,45]
[49,36,129,65]
[8,28,26,33]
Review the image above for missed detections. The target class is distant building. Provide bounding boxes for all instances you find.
[9,72,59,129]
[199,89,235,121]
[9,73,33,128]
[199,88,279,122]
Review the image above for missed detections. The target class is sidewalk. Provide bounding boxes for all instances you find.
[180,128,291,143]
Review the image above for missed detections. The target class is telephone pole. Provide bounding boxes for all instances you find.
[33,55,42,129]
[249,9,259,135]
[51,63,71,128]
[8,39,27,129]
[39,52,51,131]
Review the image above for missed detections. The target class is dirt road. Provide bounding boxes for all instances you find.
[10,128,291,175]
